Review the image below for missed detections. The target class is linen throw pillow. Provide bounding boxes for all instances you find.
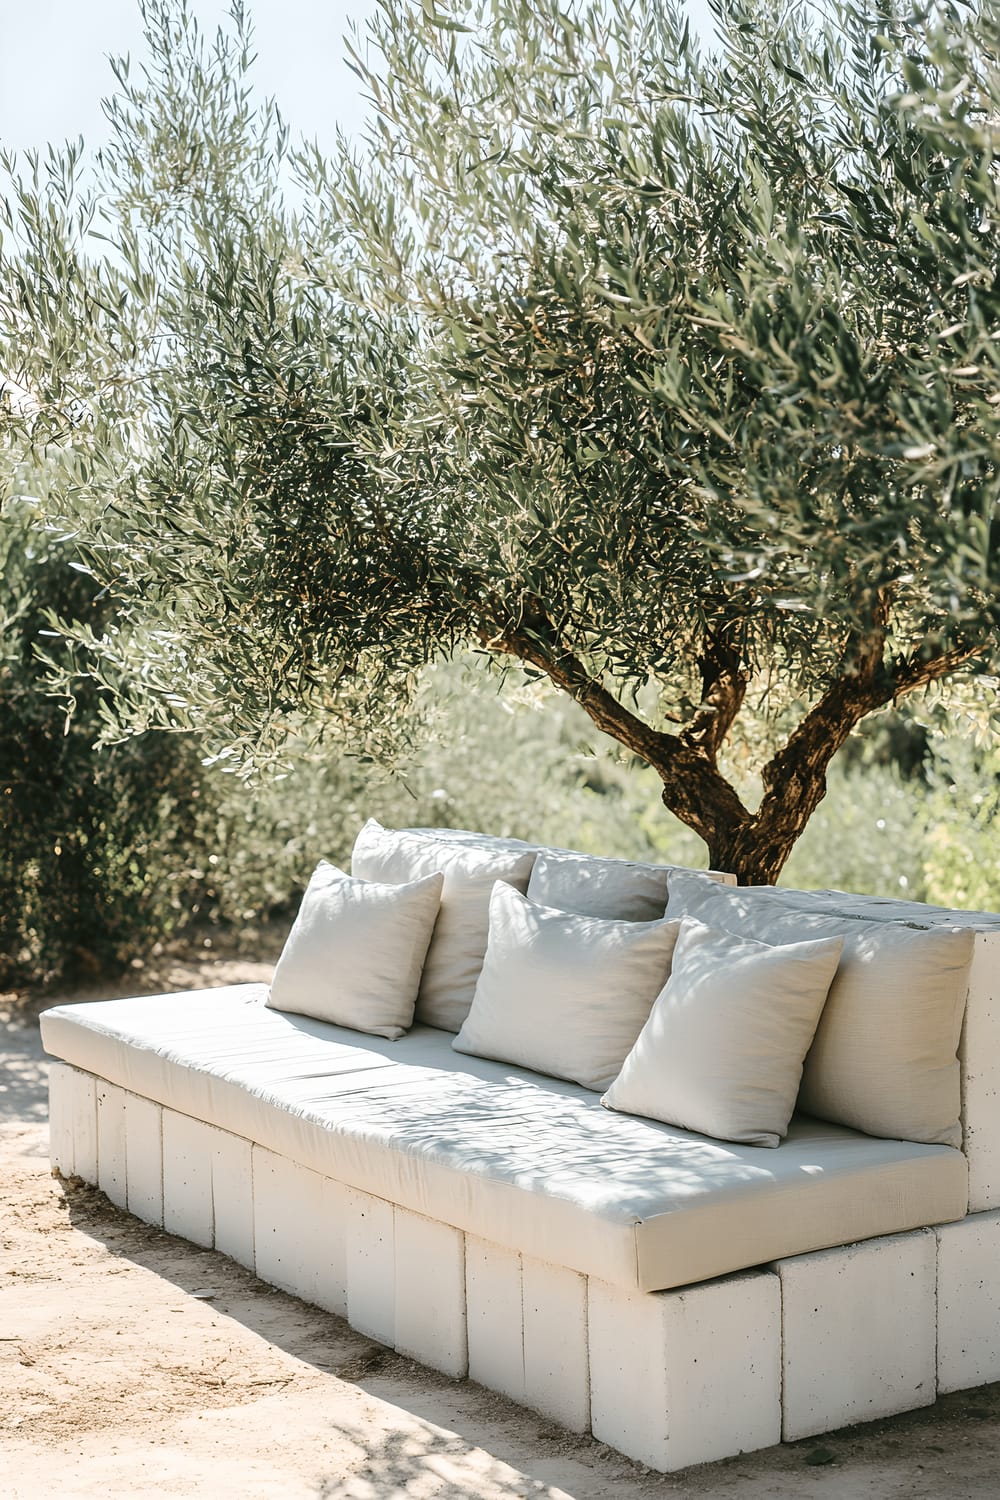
[666,872,975,1147]
[267,860,444,1039]
[602,918,844,1147]
[452,882,681,1090]
[527,849,735,921]
[351,819,538,1031]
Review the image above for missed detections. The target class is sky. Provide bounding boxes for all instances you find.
[0,0,381,153]
[0,0,717,157]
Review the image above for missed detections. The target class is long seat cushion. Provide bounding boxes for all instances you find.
[40,986,968,1294]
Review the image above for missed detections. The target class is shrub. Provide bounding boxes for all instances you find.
[0,500,217,983]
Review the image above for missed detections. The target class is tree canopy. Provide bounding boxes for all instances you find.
[2,0,1000,881]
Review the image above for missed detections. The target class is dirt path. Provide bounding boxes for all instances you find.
[3,966,1000,1499]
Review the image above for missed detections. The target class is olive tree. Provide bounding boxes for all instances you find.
[3,0,999,882]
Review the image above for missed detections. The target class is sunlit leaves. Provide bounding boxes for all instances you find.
[2,0,1000,780]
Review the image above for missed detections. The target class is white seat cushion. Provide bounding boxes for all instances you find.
[41,987,967,1294]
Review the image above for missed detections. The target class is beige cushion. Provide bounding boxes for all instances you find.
[603,918,843,1146]
[666,873,975,1148]
[351,820,537,1032]
[453,883,681,1090]
[528,849,734,921]
[527,849,671,921]
[41,990,969,1294]
[267,861,443,1039]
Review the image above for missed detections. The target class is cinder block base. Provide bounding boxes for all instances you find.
[778,1230,937,1440]
[96,1080,128,1211]
[466,1236,525,1403]
[210,1128,255,1271]
[47,1063,77,1177]
[161,1111,214,1247]
[345,1187,396,1342]
[69,1068,98,1183]
[310,1176,351,1318]
[394,1206,468,1378]
[253,1147,313,1298]
[49,1064,1000,1475]
[124,1093,163,1226]
[523,1255,590,1433]
[253,1147,350,1313]
[588,1271,781,1471]
[937,1212,1000,1392]
[464,1239,591,1428]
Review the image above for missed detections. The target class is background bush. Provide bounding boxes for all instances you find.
[1,500,212,984]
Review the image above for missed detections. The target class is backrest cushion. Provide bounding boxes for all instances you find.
[602,917,843,1146]
[267,861,444,1039]
[452,882,681,1090]
[351,820,538,1031]
[666,873,975,1148]
[528,849,735,921]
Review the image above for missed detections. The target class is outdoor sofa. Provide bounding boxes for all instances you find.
[41,820,1000,1472]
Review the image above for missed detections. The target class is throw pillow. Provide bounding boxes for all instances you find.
[527,848,735,922]
[267,860,444,1039]
[602,917,843,1147]
[351,819,538,1032]
[666,872,975,1147]
[452,881,681,1090]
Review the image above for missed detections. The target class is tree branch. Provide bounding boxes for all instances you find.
[682,631,748,761]
[481,595,753,844]
[480,597,677,768]
[725,601,986,883]
[756,594,892,816]
[890,643,988,699]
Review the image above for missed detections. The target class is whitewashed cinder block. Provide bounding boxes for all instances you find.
[465,1236,525,1403]
[522,1255,590,1432]
[210,1128,254,1271]
[49,1065,98,1183]
[161,1110,214,1248]
[96,1080,128,1210]
[779,1230,936,1440]
[393,1207,467,1377]
[70,1068,98,1184]
[70,1074,99,1188]
[936,1211,1000,1392]
[589,1271,781,1471]
[962,931,1000,1212]
[253,1148,314,1296]
[47,1063,77,1177]
[311,1175,351,1318]
[345,1187,396,1343]
[124,1093,163,1226]
[252,1147,349,1313]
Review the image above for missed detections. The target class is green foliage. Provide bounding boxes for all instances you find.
[311,0,1000,695]
[920,735,1000,912]
[0,499,213,983]
[782,760,931,900]
[2,0,1000,879]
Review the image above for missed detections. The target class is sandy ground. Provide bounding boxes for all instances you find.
[3,960,1000,1499]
